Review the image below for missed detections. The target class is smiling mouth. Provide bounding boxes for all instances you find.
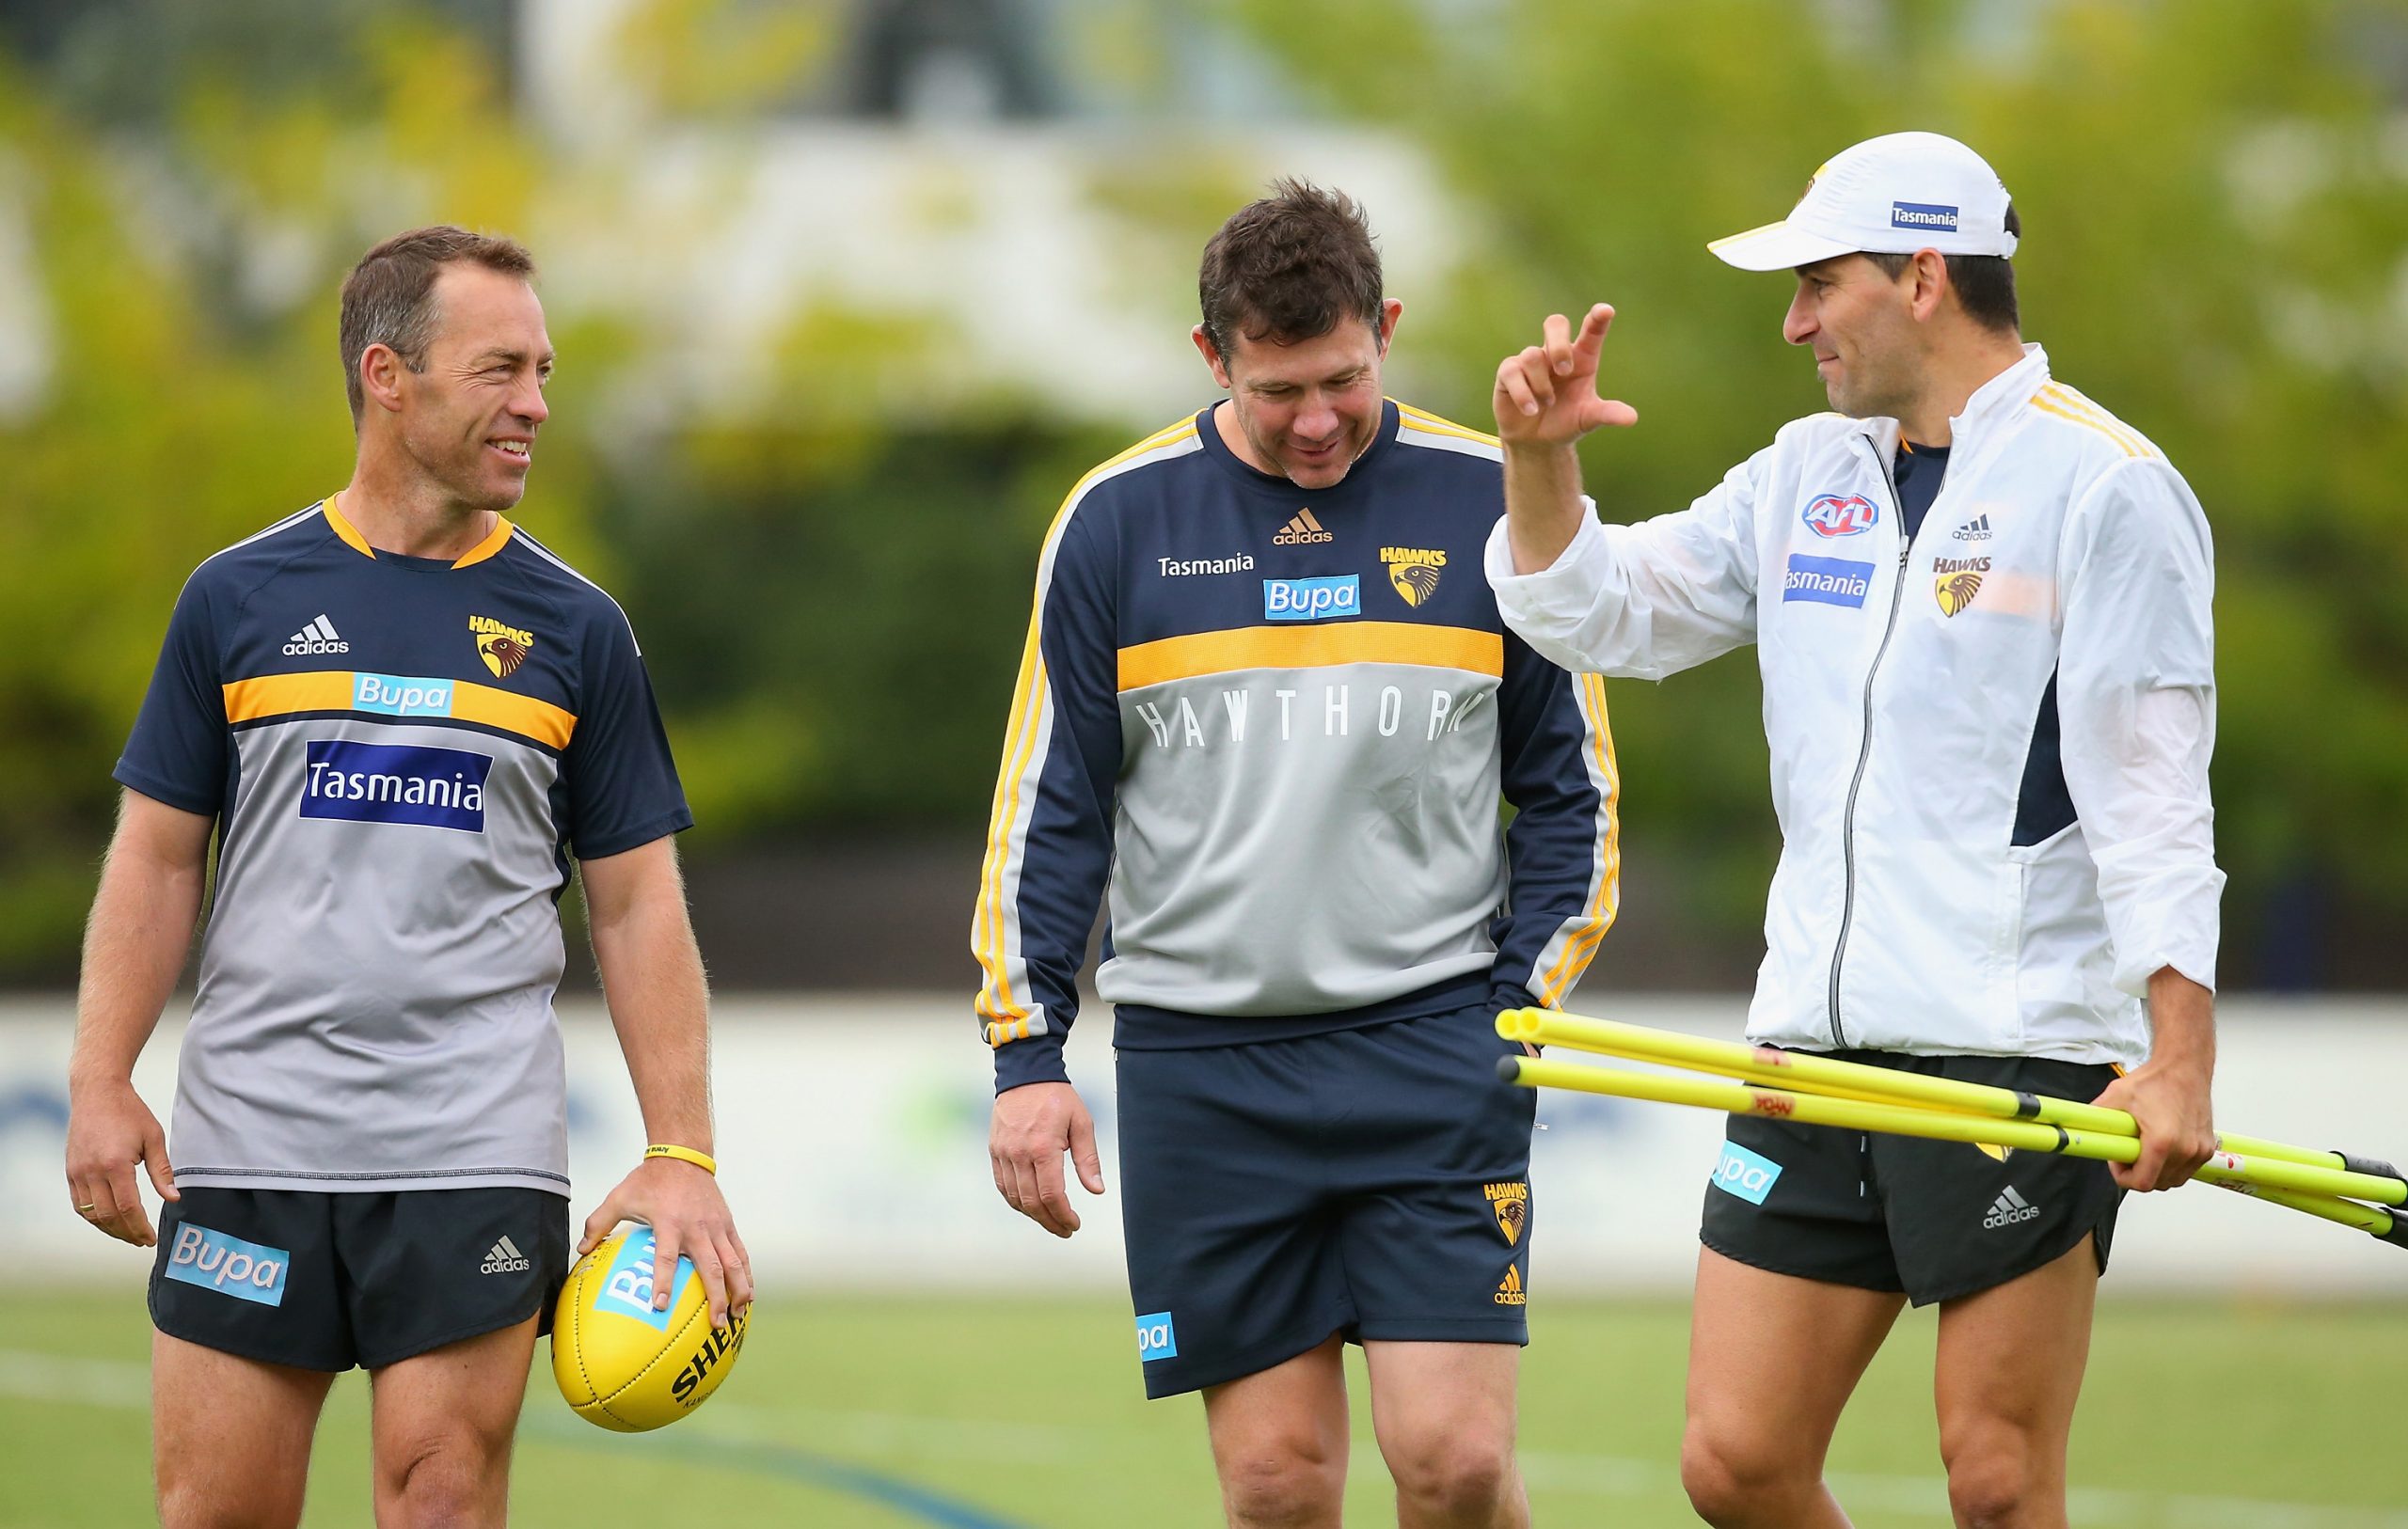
[489,439,531,462]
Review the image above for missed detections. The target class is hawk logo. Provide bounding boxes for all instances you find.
[1382,546,1447,607]
[469,614,535,678]
[1933,556,1991,618]
[1493,1266,1527,1306]
[1482,1181,1529,1246]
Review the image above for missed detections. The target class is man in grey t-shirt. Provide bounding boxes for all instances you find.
[64,226,749,1528]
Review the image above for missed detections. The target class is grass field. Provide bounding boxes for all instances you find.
[6,1291,2406,1527]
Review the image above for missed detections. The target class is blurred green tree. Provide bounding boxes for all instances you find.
[1221,0,2408,979]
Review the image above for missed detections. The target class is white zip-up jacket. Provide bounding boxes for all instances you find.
[1485,347,2220,1064]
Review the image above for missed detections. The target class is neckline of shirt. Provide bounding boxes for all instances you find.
[325,492,517,570]
[1190,398,1399,500]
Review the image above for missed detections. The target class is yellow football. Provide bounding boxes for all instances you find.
[551,1225,747,1431]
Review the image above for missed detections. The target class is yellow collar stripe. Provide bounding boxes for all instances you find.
[324,494,519,568]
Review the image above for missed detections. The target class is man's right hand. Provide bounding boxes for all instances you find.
[990,1080,1105,1238]
[1493,303,1640,449]
[64,1081,177,1247]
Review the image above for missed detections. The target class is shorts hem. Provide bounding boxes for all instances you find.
[356,1296,551,1371]
[150,1294,351,1374]
[1139,1312,1353,1400]
[1350,1317,1529,1345]
[1907,1216,2115,1308]
[1699,1230,1907,1296]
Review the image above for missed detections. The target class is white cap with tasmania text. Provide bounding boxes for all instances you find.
[1707,131,2018,271]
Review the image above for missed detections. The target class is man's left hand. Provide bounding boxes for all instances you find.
[579,1157,752,1328]
[2091,1054,2216,1192]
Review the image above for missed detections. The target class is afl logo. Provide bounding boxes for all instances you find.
[1801,494,1879,538]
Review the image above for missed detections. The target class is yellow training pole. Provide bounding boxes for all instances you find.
[1497,1054,2407,1207]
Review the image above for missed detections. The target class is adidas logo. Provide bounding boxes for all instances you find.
[480,1235,532,1275]
[1493,1265,1528,1306]
[1952,514,1993,543]
[1983,1185,2041,1230]
[283,615,349,656]
[1273,508,1334,546]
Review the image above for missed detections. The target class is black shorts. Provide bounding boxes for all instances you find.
[1116,1001,1536,1399]
[1700,1051,2126,1306]
[150,1186,570,1372]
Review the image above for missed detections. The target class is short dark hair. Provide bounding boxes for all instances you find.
[1867,204,2020,334]
[339,226,536,426]
[1197,179,1384,361]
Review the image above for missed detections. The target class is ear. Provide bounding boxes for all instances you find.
[1376,297,1403,354]
[1905,249,1951,323]
[1191,324,1233,389]
[358,342,410,418]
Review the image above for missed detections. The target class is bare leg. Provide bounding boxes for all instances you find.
[1681,1246,1906,1527]
[151,1330,336,1529]
[1363,1340,1527,1529]
[368,1315,542,1529]
[1202,1334,1352,1529]
[1933,1236,2098,1529]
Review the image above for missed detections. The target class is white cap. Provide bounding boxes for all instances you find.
[1708,132,2018,272]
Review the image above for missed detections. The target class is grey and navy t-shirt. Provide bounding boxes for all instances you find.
[117,496,691,1197]
[974,402,1623,1089]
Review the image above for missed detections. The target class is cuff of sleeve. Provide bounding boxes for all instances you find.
[993,1031,1071,1093]
[1483,500,1605,596]
[113,763,219,818]
[1488,982,1541,1017]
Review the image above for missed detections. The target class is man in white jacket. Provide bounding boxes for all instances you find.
[1485,133,2221,1528]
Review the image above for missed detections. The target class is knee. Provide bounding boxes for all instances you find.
[1217,1440,1344,1528]
[380,1432,506,1528]
[1679,1424,1810,1526]
[1944,1444,2045,1529]
[1388,1428,1516,1519]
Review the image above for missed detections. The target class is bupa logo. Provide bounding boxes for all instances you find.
[164,1223,291,1307]
[1135,1311,1179,1363]
[1801,493,1878,538]
[1263,575,1359,623]
[595,1228,687,1332]
[1710,1142,1784,1206]
[1892,200,1960,231]
[353,672,455,718]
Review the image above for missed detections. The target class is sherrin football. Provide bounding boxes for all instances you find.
[552,1224,747,1431]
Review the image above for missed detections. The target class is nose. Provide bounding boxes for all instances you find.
[514,373,549,426]
[1295,395,1340,443]
[1782,284,1817,348]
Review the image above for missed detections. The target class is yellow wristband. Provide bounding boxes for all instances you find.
[644,1143,717,1175]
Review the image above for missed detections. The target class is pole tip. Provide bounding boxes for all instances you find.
[1496,1054,1523,1084]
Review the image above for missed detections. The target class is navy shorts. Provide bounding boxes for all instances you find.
[1116,1002,1537,1399]
[150,1186,570,1371]
[1700,1051,2126,1306]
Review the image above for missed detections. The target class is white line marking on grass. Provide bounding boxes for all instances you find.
[0,1349,151,1409]
[6,1352,2402,1528]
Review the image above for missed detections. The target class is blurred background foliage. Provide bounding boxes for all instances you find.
[1,0,2403,987]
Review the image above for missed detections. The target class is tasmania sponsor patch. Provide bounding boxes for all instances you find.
[1782,554,1874,608]
[300,740,494,831]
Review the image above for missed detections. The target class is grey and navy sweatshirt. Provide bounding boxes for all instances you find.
[974,399,1621,1090]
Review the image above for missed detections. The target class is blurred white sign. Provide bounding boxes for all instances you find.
[6,997,2405,1295]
